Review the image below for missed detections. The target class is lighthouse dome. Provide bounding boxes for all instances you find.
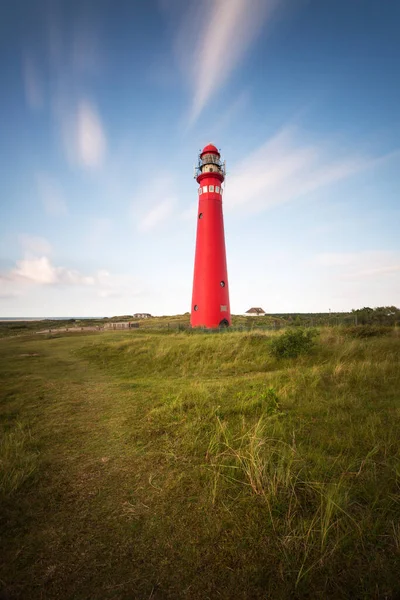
[200,143,220,156]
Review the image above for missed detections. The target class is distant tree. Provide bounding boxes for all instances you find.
[351,306,400,326]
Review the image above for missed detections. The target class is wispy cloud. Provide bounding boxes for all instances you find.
[56,98,107,169]
[74,100,107,168]
[23,7,107,169]
[212,89,251,132]
[36,173,68,216]
[22,57,44,111]
[138,199,176,232]
[309,250,400,310]
[225,127,397,214]
[131,174,179,232]
[48,14,107,169]
[174,0,276,123]
[315,251,400,280]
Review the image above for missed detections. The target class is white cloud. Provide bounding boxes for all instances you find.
[36,173,68,216]
[12,257,57,284]
[75,100,107,168]
[138,198,176,232]
[18,235,52,257]
[1,254,145,304]
[174,0,276,122]
[56,99,107,169]
[12,256,95,286]
[225,127,396,214]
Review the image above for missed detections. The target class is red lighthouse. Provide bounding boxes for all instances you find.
[191,144,231,328]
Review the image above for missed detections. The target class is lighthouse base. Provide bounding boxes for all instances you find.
[190,318,231,329]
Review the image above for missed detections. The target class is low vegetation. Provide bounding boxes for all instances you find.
[1,305,399,339]
[0,326,399,598]
[345,325,394,338]
[269,327,318,358]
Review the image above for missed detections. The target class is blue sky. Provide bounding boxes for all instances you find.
[0,0,399,317]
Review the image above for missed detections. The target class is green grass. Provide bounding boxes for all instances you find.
[0,328,399,599]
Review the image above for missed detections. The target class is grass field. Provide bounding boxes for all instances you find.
[0,327,399,599]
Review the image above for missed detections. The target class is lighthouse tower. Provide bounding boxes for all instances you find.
[191,144,231,328]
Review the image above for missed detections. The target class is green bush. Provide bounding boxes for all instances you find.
[270,327,318,358]
[345,325,393,338]
[259,387,280,415]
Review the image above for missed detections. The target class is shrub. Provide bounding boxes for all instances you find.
[270,327,318,358]
[259,387,280,415]
[345,325,393,338]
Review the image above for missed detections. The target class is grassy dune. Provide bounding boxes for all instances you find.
[0,328,399,599]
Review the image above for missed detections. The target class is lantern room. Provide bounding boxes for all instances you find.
[194,144,226,181]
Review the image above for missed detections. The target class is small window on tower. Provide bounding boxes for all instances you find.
[199,213,203,219]
[215,186,220,193]
[203,186,208,194]
[209,185,214,192]
[198,188,202,195]
[194,305,199,311]
[220,281,225,287]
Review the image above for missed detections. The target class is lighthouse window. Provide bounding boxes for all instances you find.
[202,186,208,193]
[209,185,214,192]
[220,280,225,287]
[194,305,199,311]
[215,186,220,193]
[198,188,201,195]
[198,213,203,219]
[220,305,227,312]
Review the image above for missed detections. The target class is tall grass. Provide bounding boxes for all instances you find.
[0,327,399,598]
[0,422,39,496]
[207,414,297,506]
